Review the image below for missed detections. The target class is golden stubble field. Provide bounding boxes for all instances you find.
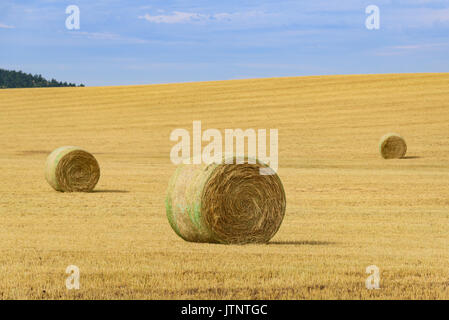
[0,73,448,299]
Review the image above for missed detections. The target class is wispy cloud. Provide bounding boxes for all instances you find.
[66,31,197,46]
[375,43,448,56]
[0,23,15,29]
[68,31,149,44]
[384,7,449,29]
[392,43,447,50]
[138,10,269,24]
[139,11,208,24]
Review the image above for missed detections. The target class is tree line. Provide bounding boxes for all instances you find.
[0,69,85,88]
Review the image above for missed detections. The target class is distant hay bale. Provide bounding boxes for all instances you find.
[45,146,100,192]
[165,158,286,244]
[379,133,407,159]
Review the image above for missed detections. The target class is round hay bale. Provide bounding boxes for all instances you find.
[45,146,100,192]
[379,133,407,159]
[165,159,286,244]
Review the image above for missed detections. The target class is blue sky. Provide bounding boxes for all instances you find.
[1,0,448,86]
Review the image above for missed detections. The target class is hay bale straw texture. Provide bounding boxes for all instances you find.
[45,146,100,192]
[165,159,286,244]
[379,133,407,159]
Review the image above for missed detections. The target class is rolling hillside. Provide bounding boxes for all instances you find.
[0,73,448,299]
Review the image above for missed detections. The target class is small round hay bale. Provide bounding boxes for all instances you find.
[165,159,286,244]
[379,133,407,159]
[45,146,100,192]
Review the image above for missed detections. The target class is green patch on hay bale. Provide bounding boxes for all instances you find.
[166,159,286,244]
[45,146,100,192]
[379,133,407,159]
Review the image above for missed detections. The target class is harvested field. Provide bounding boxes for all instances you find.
[0,73,448,299]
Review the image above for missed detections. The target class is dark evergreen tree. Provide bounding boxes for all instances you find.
[0,69,84,88]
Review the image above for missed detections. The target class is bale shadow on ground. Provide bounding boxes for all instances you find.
[268,240,336,246]
[401,156,421,159]
[92,189,130,193]
[18,150,51,156]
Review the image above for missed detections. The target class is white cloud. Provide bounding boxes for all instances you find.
[72,32,122,41]
[68,31,148,44]
[0,23,15,29]
[394,43,448,50]
[374,43,448,56]
[138,11,269,24]
[420,8,449,25]
[139,11,208,24]
[384,7,449,29]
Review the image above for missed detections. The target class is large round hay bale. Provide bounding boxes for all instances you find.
[45,146,100,192]
[165,159,286,244]
[379,133,407,159]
